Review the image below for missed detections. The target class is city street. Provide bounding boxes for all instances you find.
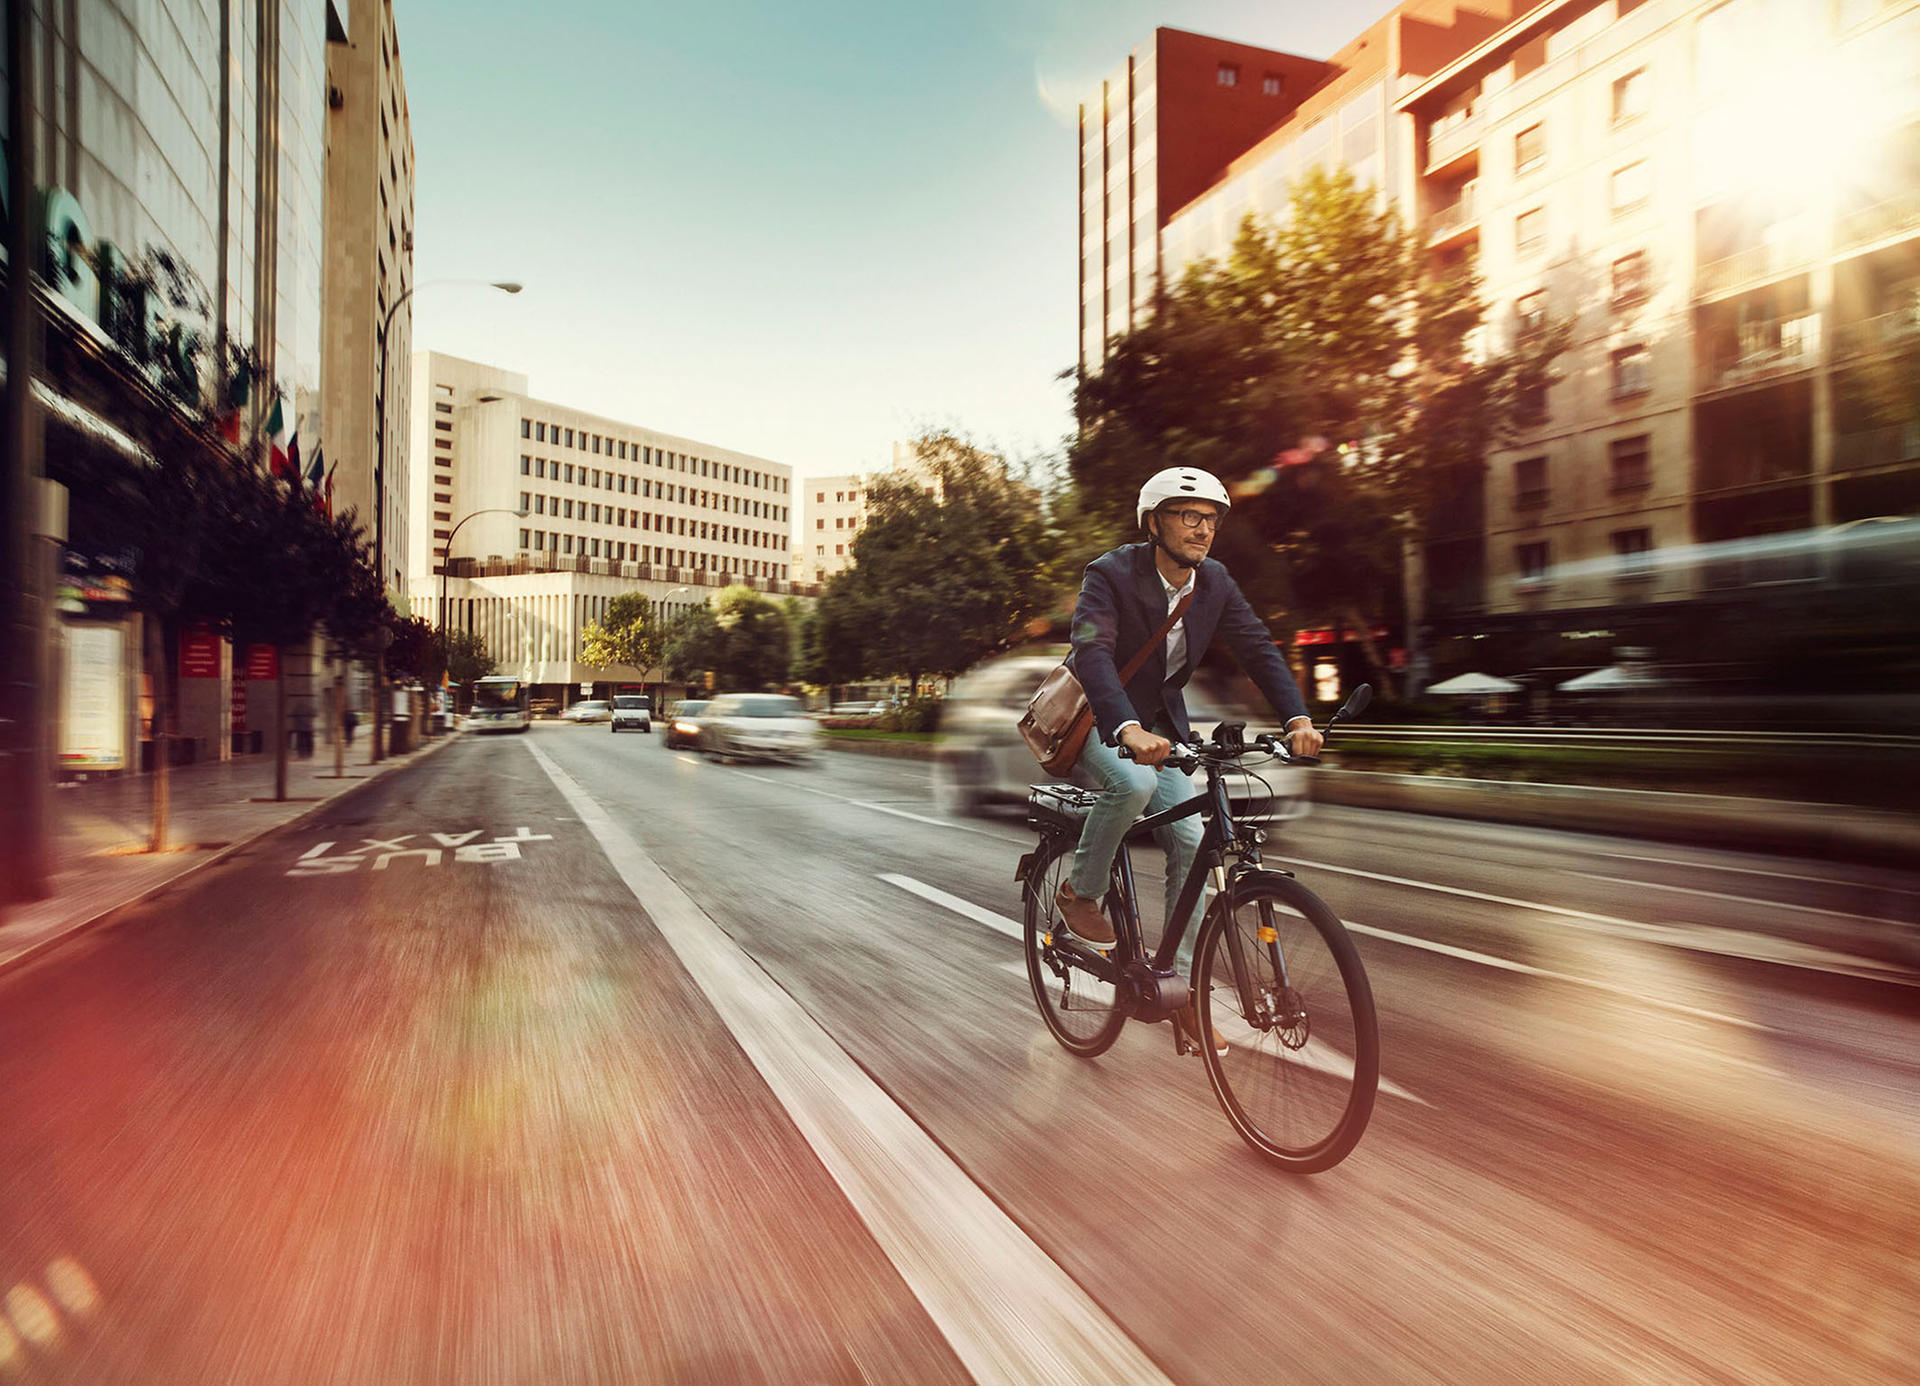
[1,725,1914,1383]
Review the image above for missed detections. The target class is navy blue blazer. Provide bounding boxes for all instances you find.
[1068,542,1309,745]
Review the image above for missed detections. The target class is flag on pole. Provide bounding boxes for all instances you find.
[266,396,293,476]
[218,366,252,443]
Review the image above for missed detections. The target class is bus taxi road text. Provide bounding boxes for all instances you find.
[286,827,553,876]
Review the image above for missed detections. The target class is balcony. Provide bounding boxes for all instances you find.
[1426,186,1479,248]
[1425,109,1482,174]
[1837,190,1920,251]
[1694,239,1812,301]
[1833,420,1920,470]
[1704,312,1820,387]
[1832,304,1920,359]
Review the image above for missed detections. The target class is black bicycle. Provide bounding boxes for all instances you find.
[1016,687,1379,1172]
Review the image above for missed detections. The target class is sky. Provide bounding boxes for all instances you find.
[404,0,1390,480]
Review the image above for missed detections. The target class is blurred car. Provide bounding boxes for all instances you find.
[827,700,889,718]
[701,693,822,764]
[932,652,1309,823]
[561,700,611,724]
[663,700,709,749]
[609,694,652,733]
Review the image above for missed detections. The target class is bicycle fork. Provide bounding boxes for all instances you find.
[1215,872,1303,1040]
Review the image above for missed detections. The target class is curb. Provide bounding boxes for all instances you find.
[0,732,465,979]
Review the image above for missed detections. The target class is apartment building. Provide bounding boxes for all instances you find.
[406,354,802,695]
[1078,28,1342,374]
[1096,0,1920,670]
[793,442,948,583]
[321,0,416,600]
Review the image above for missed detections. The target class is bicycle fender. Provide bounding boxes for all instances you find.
[1225,866,1296,901]
[1014,850,1036,884]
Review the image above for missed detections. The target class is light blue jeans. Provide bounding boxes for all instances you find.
[1068,731,1207,975]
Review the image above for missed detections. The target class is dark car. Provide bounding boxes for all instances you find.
[663,700,710,749]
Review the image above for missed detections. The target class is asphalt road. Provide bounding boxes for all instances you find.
[2,723,1915,1384]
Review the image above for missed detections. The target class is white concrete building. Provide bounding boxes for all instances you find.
[405,353,805,694]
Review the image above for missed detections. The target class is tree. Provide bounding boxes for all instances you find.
[444,629,497,688]
[663,587,791,691]
[579,591,666,674]
[825,431,1054,693]
[662,604,721,688]
[1068,168,1570,693]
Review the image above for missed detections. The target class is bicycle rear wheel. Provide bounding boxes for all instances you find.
[1194,875,1377,1172]
[1023,838,1126,1058]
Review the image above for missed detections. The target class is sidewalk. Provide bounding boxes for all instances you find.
[0,732,459,974]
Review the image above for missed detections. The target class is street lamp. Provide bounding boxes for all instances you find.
[370,278,520,761]
[439,505,530,720]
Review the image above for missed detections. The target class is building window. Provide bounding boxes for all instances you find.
[533,531,544,550]
[518,528,529,549]
[433,421,451,433]
[564,463,574,483]
[1516,207,1545,257]
[564,499,574,519]
[1611,344,1650,399]
[1516,541,1550,584]
[1610,434,1652,491]
[593,435,601,454]
[1612,527,1654,577]
[1261,72,1284,97]
[816,492,825,503]
[1514,456,1548,509]
[1612,251,1648,304]
[816,518,825,529]
[534,495,544,515]
[1515,122,1545,176]
[563,535,573,555]
[591,539,601,557]
[1610,160,1650,215]
[1516,289,1548,338]
[520,455,531,474]
[533,459,544,478]
[1612,68,1649,125]
[535,423,546,442]
[1217,62,1239,87]
[519,491,530,511]
[519,419,530,437]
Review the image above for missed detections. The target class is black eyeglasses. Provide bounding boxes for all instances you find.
[1160,507,1223,532]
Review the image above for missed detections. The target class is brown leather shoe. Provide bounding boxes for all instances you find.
[1053,880,1116,947]
[1173,1001,1228,1058]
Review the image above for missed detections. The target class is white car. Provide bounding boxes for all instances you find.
[932,652,1309,823]
[561,700,611,724]
[701,693,822,764]
[609,695,652,733]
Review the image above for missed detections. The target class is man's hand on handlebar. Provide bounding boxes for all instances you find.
[1285,717,1325,759]
[1118,724,1173,767]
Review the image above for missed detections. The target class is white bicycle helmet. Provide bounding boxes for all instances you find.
[1136,466,1232,529]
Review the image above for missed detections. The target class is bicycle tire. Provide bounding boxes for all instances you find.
[1194,875,1378,1172]
[1023,837,1127,1058]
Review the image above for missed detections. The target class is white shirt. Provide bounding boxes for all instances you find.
[1115,566,1195,738]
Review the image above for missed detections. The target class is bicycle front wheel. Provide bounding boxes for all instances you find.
[1195,875,1377,1172]
[1023,838,1126,1058]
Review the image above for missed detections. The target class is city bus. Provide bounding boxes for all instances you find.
[468,675,531,734]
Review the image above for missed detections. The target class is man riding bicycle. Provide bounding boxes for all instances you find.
[1054,467,1325,1047]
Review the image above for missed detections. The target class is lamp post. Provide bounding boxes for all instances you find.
[370,278,520,761]
[439,506,529,721]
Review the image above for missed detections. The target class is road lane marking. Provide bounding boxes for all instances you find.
[525,741,1171,1386]
[880,874,1428,1105]
[1595,850,1920,893]
[1574,871,1915,926]
[879,873,1024,941]
[1342,921,1771,1031]
[729,769,1010,839]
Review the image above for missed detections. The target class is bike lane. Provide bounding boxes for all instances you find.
[0,736,994,1384]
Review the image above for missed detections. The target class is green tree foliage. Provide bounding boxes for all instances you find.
[444,629,497,687]
[1068,168,1570,682]
[663,586,792,692]
[580,591,666,673]
[817,431,1053,691]
[386,615,443,686]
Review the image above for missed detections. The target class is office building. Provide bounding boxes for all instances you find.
[13,0,331,773]
[321,0,415,600]
[406,353,803,697]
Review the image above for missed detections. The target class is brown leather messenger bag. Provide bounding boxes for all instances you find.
[1016,592,1193,776]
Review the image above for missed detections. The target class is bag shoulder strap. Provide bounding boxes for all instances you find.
[1117,591,1193,683]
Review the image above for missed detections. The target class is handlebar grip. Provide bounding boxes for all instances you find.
[1288,754,1322,767]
